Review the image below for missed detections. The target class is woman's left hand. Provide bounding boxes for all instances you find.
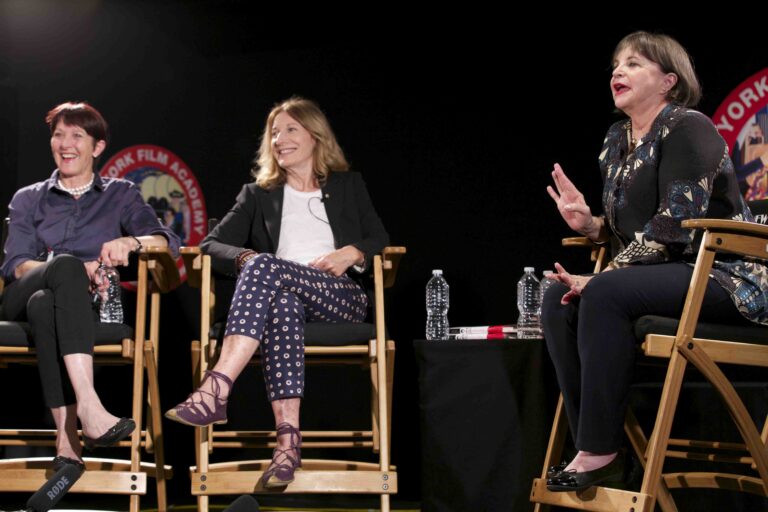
[84,260,108,293]
[550,262,593,305]
[100,237,139,267]
[308,246,364,277]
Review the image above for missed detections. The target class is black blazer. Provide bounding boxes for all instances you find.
[201,171,389,276]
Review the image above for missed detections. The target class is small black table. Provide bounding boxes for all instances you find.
[414,338,558,512]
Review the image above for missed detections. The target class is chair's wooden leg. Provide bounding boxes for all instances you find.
[540,395,567,479]
[145,341,167,511]
[532,394,567,512]
[128,258,149,512]
[192,340,202,388]
[380,492,390,512]
[679,341,768,487]
[373,256,392,490]
[386,340,395,454]
[145,405,155,454]
[640,349,687,509]
[370,342,380,453]
[625,408,678,512]
[197,330,213,493]
[759,413,768,471]
[198,494,209,512]
[145,290,162,456]
[624,407,647,460]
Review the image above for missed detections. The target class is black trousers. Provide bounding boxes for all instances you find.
[2,255,96,408]
[541,262,750,454]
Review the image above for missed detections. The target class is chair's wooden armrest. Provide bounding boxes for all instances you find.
[682,218,768,238]
[142,246,180,292]
[381,246,406,289]
[180,246,204,288]
[563,237,609,271]
[562,237,602,248]
[0,276,4,295]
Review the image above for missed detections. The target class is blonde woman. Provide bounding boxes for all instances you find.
[166,97,389,488]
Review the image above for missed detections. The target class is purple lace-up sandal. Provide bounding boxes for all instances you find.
[165,370,233,427]
[261,422,302,488]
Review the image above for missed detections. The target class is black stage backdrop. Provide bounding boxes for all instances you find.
[1,3,766,505]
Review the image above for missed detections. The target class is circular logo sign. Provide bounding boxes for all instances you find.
[100,144,207,283]
[713,68,768,201]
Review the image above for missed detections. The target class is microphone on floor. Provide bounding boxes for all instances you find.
[223,494,260,512]
[25,463,84,512]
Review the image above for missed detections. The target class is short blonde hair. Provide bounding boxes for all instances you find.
[613,31,701,107]
[252,97,349,189]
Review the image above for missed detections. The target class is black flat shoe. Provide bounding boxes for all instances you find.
[83,417,136,450]
[52,455,86,473]
[547,460,569,478]
[546,454,624,492]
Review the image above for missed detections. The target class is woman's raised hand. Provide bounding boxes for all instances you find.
[547,163,599,237]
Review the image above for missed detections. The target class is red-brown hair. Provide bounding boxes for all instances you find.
[45,101,109,143]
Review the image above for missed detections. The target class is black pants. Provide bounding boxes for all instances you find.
[541,262,750,454]
[2,255,96,408]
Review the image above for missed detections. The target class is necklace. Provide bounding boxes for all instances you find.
[57,175,95,197]
[627,121,642,151]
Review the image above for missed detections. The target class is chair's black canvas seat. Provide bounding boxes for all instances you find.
[0,321,134,348]
[635,315,768,346]
[210,321,378,347]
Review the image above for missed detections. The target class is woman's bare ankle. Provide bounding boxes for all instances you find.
[565,451,617,472]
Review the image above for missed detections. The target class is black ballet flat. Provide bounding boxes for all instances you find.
[52,455,86,473]
[546,454,624,492]
[546,460,570,478]
[83,417,136,450]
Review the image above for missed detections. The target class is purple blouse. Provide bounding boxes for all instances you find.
[1,170,181,283]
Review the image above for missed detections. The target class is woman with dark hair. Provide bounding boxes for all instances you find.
[0,101,180,471]
[542,32,768,491]
[166,96,389,488]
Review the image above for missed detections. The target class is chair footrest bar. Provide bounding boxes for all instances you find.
[212,441,374,449]
[662,472,767,496]
[665,449,754,464]
[212,430,374,438]
[1,468,147,494]
[0,456,171,477]
[667,438,747,451]
[530,478,655,512]
[195,458,392,472]
[192,469,397,495]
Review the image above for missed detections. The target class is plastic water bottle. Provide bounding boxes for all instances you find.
[426,270,449,340]
[538,270,555,317]
[517,267,541,338]
[95,265,124,324]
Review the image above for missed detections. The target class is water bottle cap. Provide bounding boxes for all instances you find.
[432,269,443,275]
[524,266,535,272]
[543,270,553,276]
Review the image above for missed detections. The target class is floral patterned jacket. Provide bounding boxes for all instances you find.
[599,104,768,324]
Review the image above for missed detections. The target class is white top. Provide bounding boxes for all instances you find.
[276,185,335,265]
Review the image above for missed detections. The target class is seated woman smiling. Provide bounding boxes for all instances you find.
[0,101,180,471]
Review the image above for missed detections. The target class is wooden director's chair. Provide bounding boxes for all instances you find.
[530,214,768,511]
[0,220,178,512]
[182,244,405,512]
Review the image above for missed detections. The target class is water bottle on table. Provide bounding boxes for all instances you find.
[426,269,449,340]
[517,267,541,338]
[538,269,554,316]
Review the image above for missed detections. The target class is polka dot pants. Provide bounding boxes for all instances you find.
[225,253,368,401]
